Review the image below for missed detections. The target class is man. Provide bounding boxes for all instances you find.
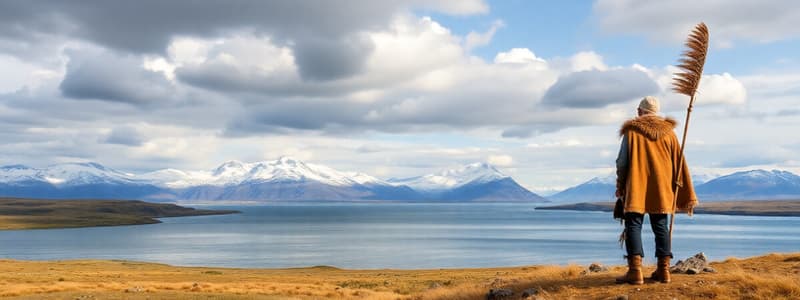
[615,96,697,285]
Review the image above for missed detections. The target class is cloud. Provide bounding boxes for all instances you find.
[102,126,145,146]
[465,20,505,50]
[542,68,659,108]
[570,51,607,72]
[494,48,547,68]
[646,66,748,112]
[696,73,747,105]
[292,34,375,81]
[59,48,176,106]
[487,154,513,167]
[593,0,800,46]
[0,1,487,81]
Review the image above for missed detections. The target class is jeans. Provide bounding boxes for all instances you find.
[624,213,673,258]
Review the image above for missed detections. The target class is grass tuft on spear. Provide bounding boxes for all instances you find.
[670,22,709,240]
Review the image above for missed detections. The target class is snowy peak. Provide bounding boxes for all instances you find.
[586,174,616,185]
[0,162,136,185]
[212,160,248,177]
[389,162,510,191]
[705,169,799,186]
[137,157,390,188]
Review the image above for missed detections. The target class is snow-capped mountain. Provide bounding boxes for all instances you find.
[389,163,546,202]
[0,162,138,185]
[0,163,166,200]
[139,157,390,188]
[389,162,508,191]
[0,158,544,202]
[549,174,616,203]
[696,169,800,200]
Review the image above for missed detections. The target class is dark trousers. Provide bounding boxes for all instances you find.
[624,213,673,258]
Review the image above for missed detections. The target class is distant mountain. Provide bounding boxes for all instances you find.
[696,169,800,201]
[548,170,780,203]
[0,163,169,200]
[389,163,546,202]
[549,175,616,203]
[0,158,544,202]
[168,157,421,201]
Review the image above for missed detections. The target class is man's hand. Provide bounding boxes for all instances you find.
[686,201,697,216]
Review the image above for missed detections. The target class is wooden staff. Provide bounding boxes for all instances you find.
[670,23,709,240]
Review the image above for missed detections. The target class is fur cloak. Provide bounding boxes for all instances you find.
[617,115,697,214]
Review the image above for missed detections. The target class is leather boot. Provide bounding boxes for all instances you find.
[650,256,671,283]
[615,255,644,285]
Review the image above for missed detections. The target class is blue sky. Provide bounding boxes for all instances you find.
[0,0,798,193]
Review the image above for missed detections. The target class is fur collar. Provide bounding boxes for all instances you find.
[619,115,677,140]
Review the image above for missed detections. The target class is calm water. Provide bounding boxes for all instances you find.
[0,203,798,269]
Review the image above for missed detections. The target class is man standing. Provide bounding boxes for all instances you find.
[615,96,697,285]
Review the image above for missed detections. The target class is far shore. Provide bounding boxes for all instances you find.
[537,199,800,217]
[0,197,239,230]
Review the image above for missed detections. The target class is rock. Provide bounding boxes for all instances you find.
[703,267,717,273]
[671,252,709,274]
[486,288,514,300]
[581,263,609,275]
[686,268,700,275]
[521,288,539,297]
[429,282,442,289]
[590,263,608,272]
[616,295,629,300]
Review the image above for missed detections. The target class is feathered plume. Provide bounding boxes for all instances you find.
[672,23,709,97]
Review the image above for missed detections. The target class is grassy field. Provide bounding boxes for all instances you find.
[538,200,800,217]
[0,253,798,299]
[0,198,238,230]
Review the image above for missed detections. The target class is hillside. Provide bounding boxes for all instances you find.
[0,253,797,299]
[0,198,238,230]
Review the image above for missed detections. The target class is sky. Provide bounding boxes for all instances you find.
[1,0,799,194]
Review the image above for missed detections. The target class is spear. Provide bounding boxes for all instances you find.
[670,23,709,240]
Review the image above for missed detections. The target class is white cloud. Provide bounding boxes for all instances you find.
[696,73,747,105]
[487,154,513,167]
[570,51,607,72]
[645,66,748,111]
[465,20,505,50]
[594,0,800,46]
[494,48,548,68]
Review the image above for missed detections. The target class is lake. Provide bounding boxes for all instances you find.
[1,203,798,269]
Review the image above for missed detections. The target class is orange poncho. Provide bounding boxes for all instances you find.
[616,115,697,214]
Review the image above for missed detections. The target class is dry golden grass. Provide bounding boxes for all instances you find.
[0,253,798,299]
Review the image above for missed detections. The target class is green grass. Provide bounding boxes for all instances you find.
[0,197,238,230]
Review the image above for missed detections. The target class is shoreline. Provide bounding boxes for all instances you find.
[1,252,797,299]
[537,199,800,217]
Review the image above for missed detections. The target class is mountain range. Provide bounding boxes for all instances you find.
[550,169,800,202]
[1,158,797,203]
[0,158,545,203]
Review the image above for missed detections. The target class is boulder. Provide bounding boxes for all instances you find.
[486,288,514,300]
[671,252,714,274]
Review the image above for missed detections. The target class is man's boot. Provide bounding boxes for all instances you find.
[615,255,644,285]
[650,256,671,283]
